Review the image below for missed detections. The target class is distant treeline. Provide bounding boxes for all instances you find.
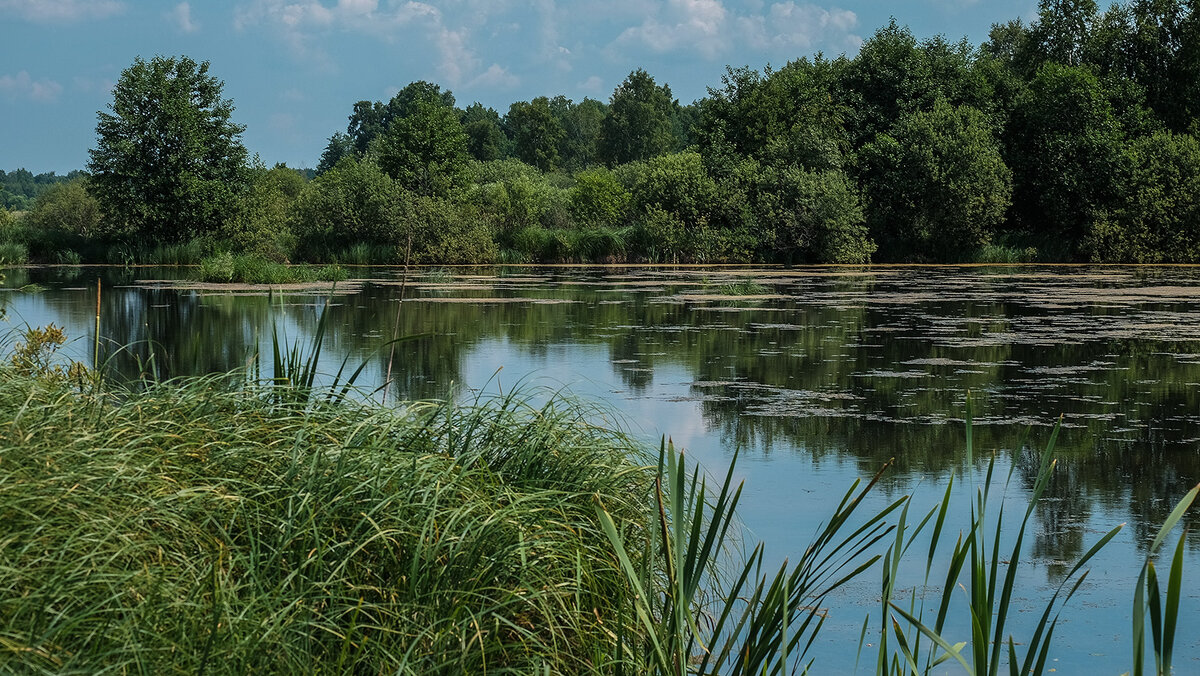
[7,0,1200,265]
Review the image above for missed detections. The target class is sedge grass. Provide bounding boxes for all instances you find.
[0,369,663,674]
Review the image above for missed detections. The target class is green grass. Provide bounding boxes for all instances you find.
[0,240,28,265]
[199,252,347,284]
[715,279,770,295]
[0,368,663,673]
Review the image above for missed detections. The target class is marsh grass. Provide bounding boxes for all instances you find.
[715,279,770,296]
[199,252,347,284]
[0,369,664,673]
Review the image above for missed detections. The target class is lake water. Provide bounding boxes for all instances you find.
[3,264,1198,674]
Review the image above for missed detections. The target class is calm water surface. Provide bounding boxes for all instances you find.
[3,264,1199,674]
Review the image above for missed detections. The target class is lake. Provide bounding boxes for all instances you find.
[2,264,1198,674]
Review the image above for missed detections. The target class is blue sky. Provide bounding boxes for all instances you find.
[1,0,1038,173]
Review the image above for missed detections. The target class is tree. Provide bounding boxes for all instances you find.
[88,55,248,241]
[1008,63,1125,250]
[223,164,306,260]
[505,97,565,171]
[373,97,469,197]
[461,103,506,162]
[26,179,103,236]
[860,101,1012,260]
[1087,130,1200,261]
[317,133,354,174]
[1031,0,1099,66]
[347,81,456,154]
[292,156,407,254]
[552,96,607,171]
[598,69,677,165]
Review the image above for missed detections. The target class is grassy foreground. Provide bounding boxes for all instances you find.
[0,368,661,673]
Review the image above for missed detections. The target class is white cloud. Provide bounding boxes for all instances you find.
[168,2,199,33]
[577,75,605,94]
[0,0,123,21]
[468,63,520,89]
[614,0,731,58]
[610,0,859,59]
[236,0,509,85]
[0,71,64,102]
[737,2,859,52]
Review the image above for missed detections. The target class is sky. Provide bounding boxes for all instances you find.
[1,0,1039,174]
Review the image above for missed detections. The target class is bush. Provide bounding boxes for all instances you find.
[25,179,103,237]
[223,165,303,261]
[292,157,406,254]
[1084,131,1200,262]
[570,168,630,229]
[860,100,1011,261]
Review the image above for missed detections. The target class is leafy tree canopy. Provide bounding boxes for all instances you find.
[87,55,248,241]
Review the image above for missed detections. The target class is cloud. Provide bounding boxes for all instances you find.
[0,71,64,102]
[235,0,509,85]
[577,75,605,94]
[737,2,860,52]
[0,0,124,22]
[468,64,520,89]
[168,2,199,33]
[614,0,731,58]
[610,0,859,59]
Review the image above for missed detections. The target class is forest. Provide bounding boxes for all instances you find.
[5,0,1200,266]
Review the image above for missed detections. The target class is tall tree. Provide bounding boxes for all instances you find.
[460,103,506,162]
[505,97,565,171]
[88,55,248,241]
[598,69,677,165]
[373,97,469,197]
[347,81,456,154]
[1008,62,1125,252]
[1032,0,1100,66]
[860,100,1012,260]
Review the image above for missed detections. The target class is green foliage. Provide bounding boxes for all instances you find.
[554,96,607,171]
[505,97,565,171]
[598,69,677,165]
[88,56,248,241]
[407,196,497,264]
[751,164,874,264]
[0,241,28,265]
[223,164,303,261]
[25,179,103,237]
[346,81,456,155]
[699,59,850,162]
[1008,63,1125,250]
[461,103,507,162]
[373,97,469,198]
[316,132,354,174]
[1086,131,1200,261]
[570,168,631,228]
[861,101,1012,261]
[198,253,346,284]
[293,156,406,253]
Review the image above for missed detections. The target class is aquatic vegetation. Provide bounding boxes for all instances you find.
[0,240,28,265]
[715,279,770,295]
[199,252,347,284]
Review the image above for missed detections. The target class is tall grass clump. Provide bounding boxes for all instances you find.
[0,367,662,673]
[198,253,346,284]
[866,402,1198,676]
[0,240,27,265]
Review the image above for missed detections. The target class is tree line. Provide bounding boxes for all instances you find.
[7,0,1200,265]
